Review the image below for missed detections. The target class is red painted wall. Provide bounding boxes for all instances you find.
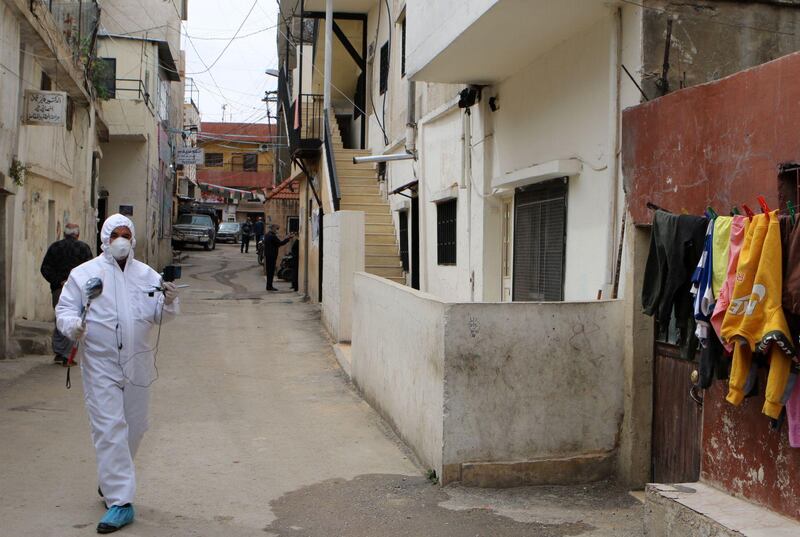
[623,51,800,520]
[622,51,800,225]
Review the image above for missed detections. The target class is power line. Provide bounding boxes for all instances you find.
[185,0,260,75]
[183,24,277,41]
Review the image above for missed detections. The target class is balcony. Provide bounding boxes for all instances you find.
[406,0,609,84]
[283,91,324,158]
[42,0,99,61]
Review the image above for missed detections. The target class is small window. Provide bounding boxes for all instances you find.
[379,41,389,95]
[287,216,299,234]
[65,96,74,131]
[399,210,409,271]
[401,18,406,78]
[513,178,567,302]
[243,153,258,171]
[436,199,457,265]
[204,153,223,167]
[96,58,116,99]
[40,71,52,91]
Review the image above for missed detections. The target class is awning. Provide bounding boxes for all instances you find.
[390,179,419,198]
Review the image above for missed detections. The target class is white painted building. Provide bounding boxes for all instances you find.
[276,0,652,487]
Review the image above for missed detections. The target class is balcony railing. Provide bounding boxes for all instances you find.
[38,0,100,64]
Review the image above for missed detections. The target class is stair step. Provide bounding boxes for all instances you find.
[336,165,377,175]
[367,266,405,278]
[366,256,403,267]
[340,196,385,205]
[340,188,381,197]
[340,202,391,212]
[365,233,398,245]
[366,244,399,255]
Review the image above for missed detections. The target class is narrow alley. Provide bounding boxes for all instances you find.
[0,245,642,536]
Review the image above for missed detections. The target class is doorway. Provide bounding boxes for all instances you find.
[96,196,107,253]
[411,195,420,290]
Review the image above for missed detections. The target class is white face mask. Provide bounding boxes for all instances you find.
[109,238,131,260]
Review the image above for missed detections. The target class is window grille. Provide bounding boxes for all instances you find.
[512,178,567,301]
[436,199,457,265]
[399,210,409,271]
[379,41,389,95]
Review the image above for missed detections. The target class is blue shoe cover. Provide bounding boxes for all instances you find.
[97,504,134,534]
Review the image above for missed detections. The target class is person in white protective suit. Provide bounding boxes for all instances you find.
[56,214,179,534]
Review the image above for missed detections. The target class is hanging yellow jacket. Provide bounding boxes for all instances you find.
[720,211,795,418]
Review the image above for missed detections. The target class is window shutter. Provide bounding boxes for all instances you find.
[513,178,567,301]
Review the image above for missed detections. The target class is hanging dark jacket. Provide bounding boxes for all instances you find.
[642,210,708,346]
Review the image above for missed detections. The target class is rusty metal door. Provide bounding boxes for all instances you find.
[651,341,703,483]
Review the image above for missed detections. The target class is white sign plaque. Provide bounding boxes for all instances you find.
[24,90,67,126]
[176,148,204,165]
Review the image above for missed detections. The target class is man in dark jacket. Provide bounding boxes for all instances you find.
[253,216,265,244]
[240,219,254,253]
[40,223,93,364]
[265,224,292,291]
[291,238,299,291]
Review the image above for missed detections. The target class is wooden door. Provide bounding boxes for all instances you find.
[651,340,703,483]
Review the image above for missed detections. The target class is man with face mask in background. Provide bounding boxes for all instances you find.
[56,214,180,534]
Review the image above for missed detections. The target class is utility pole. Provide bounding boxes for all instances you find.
[221,103,227,122]
[324,0,333,113]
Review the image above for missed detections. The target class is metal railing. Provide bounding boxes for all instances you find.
[38,0,100,63]
[296,93,324,145]
[324,113,341,211]
[113,78,154,113]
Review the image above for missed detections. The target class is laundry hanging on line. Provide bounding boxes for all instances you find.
[642,205,800,447]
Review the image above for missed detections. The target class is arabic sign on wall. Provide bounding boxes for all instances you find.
[176,148,204,165]
[24,90,67,126]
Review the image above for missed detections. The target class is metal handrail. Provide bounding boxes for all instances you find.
[324,112,341,211]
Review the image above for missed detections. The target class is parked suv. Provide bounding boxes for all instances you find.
[173,213,216,250]
[216,222,242,243]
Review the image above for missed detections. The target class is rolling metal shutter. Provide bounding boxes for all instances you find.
[513,178,567,301]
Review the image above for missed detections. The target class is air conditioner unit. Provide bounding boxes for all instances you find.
[258,143,270,152]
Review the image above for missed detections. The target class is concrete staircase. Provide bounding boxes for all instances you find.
[327,115,405,285]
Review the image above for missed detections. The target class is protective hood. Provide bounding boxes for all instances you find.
[100,214,136,260]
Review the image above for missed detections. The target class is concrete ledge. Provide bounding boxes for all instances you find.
[645,482,800,537]
[333,343,352,378]
[450,451,616,488]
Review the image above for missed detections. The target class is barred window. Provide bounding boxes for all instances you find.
[436,199,457,265]
[204,153,223,167]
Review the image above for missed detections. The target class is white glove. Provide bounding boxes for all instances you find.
[72,322,87,342]
[163,282,179,305]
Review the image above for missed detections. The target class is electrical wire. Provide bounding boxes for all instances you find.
[185,0,260,75]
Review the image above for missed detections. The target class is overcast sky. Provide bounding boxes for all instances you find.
[183,0,279,124]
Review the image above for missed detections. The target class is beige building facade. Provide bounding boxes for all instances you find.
[1,0,106,357]
[96,0,187,270]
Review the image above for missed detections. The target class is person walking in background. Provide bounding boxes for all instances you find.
[254,216,265,245]
[264,224,292,291]
[240,218,253,253]
[291,237,299,292]
[40,222,93,365]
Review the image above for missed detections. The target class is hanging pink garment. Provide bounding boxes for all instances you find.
[711,215,748,352]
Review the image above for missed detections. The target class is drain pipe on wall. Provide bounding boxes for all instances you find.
[606,6,623,299]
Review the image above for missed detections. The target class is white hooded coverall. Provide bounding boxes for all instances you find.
[56,214,179,507]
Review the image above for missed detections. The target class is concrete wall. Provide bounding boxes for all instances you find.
[322,211,364,343]
[352,272,627,485]
[641,0,800,100]
[351,273,446,474]
[442,300,625,477]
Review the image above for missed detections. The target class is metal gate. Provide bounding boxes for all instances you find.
[651,341,703,483]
